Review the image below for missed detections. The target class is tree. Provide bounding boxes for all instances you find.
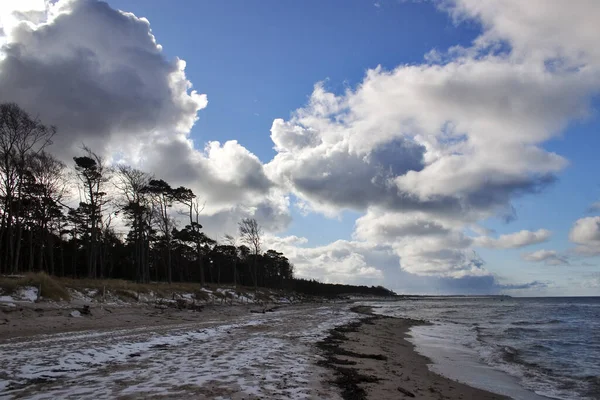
[115,165,153,282]
[238,218,262,289]
[223,234,239,287]
[263,249,293,288]
[173,224,215,283]
[173,186,208,284]
[237,244,251,286]
[0,103,55,273]
[144,179,176,283]
[73,146,110,278]
[0,103,400,296]
[24,151,66,274]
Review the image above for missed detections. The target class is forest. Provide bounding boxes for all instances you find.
[0,103,395,297]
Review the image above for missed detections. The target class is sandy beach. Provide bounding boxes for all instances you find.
[318,307,507,400]
[0,301,507,399]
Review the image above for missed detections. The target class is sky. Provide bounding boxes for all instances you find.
[0,0,599,296]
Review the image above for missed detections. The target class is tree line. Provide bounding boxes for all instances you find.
[0,103,395,297]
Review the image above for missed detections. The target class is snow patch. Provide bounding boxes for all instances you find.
[0,305,357,399]
[0,286,38,303]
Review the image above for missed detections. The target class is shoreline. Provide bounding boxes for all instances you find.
[317,305,509,400]
[1,300,513,399]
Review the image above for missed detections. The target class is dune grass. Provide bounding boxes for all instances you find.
[0,273,275,303]
[0,272,71,301]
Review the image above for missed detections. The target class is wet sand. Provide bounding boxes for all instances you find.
[317,307,508,400]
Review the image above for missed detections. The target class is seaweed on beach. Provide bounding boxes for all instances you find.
[317,315,387,400]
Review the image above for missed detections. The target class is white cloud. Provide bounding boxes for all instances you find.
[569,216,600,256]
[473,229,552,249]
[0,0,291,230]
[264,234,542,294]
[270,239,388,285]
[265,0,600,276]
[2,0,600,287]
[353,209,483,277]
[522,249,569,266]
[443,0,600,67]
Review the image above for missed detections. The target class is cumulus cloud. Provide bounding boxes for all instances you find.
[273,239,388,286]
[0,0,290,230]
[473,229,552,249]
[0,0,206,154]
[443,0,600,67]
[2,0,599,288]
[264,0,600,277]
[263,235,539,294]
[352,209,485,276]
[521,250,569,266]
[569,216,600,256]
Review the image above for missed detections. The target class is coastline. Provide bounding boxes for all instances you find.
[317,305,509,400]
[1,300,519,399]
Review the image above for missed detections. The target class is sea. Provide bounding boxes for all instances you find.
[367,296,600,400]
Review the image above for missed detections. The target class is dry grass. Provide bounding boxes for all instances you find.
[0,277,19,295]
[0,272,70,301]
[0,273,271,303]
[193,290,210,301]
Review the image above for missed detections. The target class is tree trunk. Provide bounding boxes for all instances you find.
[6,210,13,272]
[59,239,65,277]
[252,255,258,290]
[48,234,55,275]
[167,243,172,284]
[14,222,23,273]
[233,261,237,287]
[37,226,44,272]
[145,236,150,283]
[28,228,34,272]
[197,243,204,285]
[0,211,5,274]
[217,261,221,285]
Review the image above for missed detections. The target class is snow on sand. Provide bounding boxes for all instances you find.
[0,304,358,399]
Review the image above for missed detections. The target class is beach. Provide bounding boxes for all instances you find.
[0,300,512,399]
[318,306,507,400]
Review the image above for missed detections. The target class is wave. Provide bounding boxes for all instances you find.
[505,327,541,335]
[477,341,598,400]
[373,298,599,400]
[512,319,561,326]
[530,343,552,352]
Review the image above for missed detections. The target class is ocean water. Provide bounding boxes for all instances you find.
[368,297,600,400]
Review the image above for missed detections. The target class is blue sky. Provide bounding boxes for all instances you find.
[1,0,599,295]
[108,0,600,294]
[106,0,484,247]
[107,0,481,159]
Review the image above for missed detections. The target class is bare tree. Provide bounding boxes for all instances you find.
[26,151,67,274]
[0,103,55,273]
[238,218,262,289]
